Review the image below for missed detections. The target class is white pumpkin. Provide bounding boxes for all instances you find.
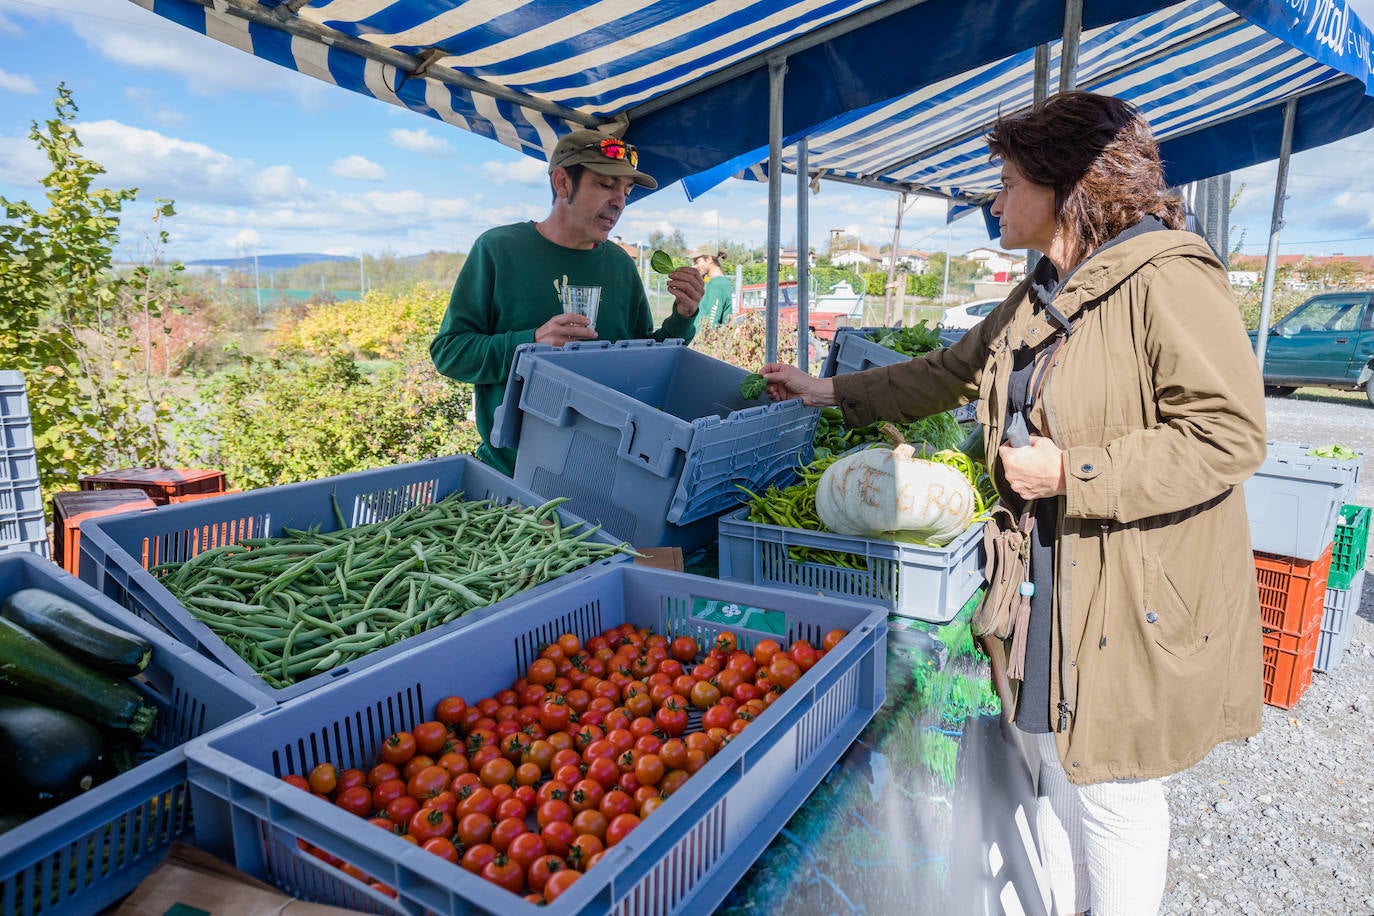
[816,442,976,545]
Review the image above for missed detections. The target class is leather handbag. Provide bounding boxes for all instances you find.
[970,503,1035,681]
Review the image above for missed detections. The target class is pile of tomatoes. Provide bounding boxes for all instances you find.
[284,622,846,905]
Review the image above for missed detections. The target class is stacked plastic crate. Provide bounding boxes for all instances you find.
[0,371,47,559]
[1315,504,1370,674]
[1243,442,1363,708]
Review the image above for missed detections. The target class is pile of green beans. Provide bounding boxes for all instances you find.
[153,494,634,688]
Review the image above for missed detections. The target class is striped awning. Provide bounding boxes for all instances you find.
[132,0,1374,207]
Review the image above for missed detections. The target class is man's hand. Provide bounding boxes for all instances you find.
[997,434,1066,499]
[535,313,598,347]
[665,266,705,318]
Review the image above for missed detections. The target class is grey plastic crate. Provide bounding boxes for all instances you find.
[717,507,986,624]
[491,340,820,550]
[1243,441,1363,561]
[0,373,45,558]
[821,327,977,422]
[1314,569,1364,674]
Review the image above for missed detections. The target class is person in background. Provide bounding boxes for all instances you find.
[758,91,1266,916]
[691,245,734,327]
[430,129,704,477]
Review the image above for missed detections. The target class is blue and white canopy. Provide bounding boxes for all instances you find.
[133,0,1374,208]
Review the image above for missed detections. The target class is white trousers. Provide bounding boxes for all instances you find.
[1029,731,1170,916]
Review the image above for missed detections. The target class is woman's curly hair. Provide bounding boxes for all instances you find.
[987,91,1184,265]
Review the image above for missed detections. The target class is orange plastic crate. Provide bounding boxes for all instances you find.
[1253,545,1333,638]
[78,467,227,505]
[52,489,157,576]
[1261,625,1319,709]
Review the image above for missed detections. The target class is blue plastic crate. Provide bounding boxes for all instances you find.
[0,552,268,916]
[718,507,986,624]
[820,327,977,422]
[77,455,630,703]
[185,564,885,916]
[1243,441,1363,561]
[491,340,820,550]
[1314,569,1364,674]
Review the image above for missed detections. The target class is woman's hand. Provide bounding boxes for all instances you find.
[997,434,1066,499]
[759,363,837,407]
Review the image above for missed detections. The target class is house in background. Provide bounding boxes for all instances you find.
[966,247,1027,282]
[1228,253,1374,288]
[877,248,931,273]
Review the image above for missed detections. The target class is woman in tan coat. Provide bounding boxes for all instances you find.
[760,92,1266,916]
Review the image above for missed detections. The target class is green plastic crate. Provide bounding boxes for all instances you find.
[1328,504,1370,591]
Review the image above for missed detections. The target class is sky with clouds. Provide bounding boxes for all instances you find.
[2,0,1374,265]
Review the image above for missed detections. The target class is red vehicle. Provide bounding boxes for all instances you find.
[735,280,864,341]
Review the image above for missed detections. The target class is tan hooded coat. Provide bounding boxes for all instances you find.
[833,230,1267,784]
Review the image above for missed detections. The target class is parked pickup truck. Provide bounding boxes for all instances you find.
[1249,290,1374,405]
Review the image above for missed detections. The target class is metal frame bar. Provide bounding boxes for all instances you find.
[766,60,787,365]
[796,138,811,373]
[1254,97,1297,369]
[205,0,597,128]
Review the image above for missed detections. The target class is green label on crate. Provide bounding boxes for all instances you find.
[692,598,786,635]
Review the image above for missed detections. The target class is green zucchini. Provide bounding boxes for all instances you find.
[0,695,109,812]
[2,587,153,676]
[0,617,157,738]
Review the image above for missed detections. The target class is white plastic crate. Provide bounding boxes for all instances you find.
[1314,569,1364,674]
[184,564,886,916]
[1244,441,1362,561]
[717,507,986,624]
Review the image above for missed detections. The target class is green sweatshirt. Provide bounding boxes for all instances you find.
[699,275,734,327]
[430,221,697,476]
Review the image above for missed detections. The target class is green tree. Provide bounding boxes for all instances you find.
[648,229,687,258]
[0,85,176,496]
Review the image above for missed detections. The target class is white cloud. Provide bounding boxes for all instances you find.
[481,157,547,186]
[0,131,48,185]
[228,228,260,249]
[123,87,186,128]
[75,119,255,205]
[389,128,453,156]
[330,155,386,181]
[0,69,37,94]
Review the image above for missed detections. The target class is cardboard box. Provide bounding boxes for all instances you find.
[115,844,362,915]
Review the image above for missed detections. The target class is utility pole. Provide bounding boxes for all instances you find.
[884,192,908,326]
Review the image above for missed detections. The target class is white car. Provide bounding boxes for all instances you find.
[939,297,1002,330]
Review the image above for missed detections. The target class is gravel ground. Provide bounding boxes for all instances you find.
[1162,391,1374,916]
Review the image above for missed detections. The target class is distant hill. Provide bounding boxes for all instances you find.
[185,253,357,271]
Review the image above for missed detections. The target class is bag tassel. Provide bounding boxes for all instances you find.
[1006,591,1031,681]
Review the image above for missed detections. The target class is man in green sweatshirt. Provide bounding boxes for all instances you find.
[430,129,705,476]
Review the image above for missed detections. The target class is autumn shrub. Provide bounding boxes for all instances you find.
[689,310,801,370]
[274,284,449,359]
[176,351,479,489]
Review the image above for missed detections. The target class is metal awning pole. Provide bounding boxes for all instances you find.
[766,59,786,365]
[1255,98,1297,369]
[796,137,811,373]
[1059,0,1083,92]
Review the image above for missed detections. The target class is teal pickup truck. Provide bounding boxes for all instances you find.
[1250,291,1374,405]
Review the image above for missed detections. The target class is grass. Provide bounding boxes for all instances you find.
[1289,387,1370,406]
